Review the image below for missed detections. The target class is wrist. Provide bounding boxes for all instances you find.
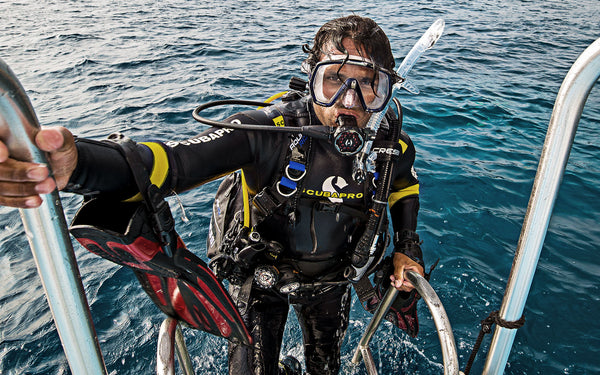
[393,229,424,266]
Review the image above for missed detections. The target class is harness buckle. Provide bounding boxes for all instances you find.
[276,176,298,197]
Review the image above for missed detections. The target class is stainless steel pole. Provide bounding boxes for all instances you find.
[0,58,107,374]
[483,37,600,374]
[406,271,461,375]
[156,318,194,375]
[352,271,461,375]
[351,285,399,368]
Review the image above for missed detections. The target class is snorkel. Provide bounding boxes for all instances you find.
[352,18,445,183]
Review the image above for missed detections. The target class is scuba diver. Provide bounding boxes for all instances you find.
[0,15,425,375]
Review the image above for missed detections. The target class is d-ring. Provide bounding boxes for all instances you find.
[285,165,306,182]
[276,181,297,197]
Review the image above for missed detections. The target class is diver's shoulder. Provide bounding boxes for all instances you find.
[264,94,313,128]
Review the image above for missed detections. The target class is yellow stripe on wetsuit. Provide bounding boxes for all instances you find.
[388,183,420,207]
[241,170,251,227]
[124,142,169,202]
[240,97,286,225]
[387,138,418,207]
[399,139,408,154]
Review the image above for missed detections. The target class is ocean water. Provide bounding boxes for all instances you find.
[1,1,599,374]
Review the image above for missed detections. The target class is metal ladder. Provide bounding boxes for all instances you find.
[3,35,598,375]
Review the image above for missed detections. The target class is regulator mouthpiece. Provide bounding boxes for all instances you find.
[333,115,365,156]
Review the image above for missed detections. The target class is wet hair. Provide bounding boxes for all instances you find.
[302,15,395,73]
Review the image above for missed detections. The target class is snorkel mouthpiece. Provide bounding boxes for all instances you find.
[333,115,365,155]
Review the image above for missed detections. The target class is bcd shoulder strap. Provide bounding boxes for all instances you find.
[250,103,312,226]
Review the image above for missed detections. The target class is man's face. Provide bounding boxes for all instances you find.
[312,38,374,128]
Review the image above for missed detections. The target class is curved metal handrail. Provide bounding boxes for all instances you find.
[0,58,107,374]
[352,270,461,375]
[483,37,600,374]
[156,318,194,375]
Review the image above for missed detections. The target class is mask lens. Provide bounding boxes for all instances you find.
[310,59,392,112]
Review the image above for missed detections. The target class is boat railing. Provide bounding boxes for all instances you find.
[156,318,194,375]
[351,270,463,375]
[483,37,600,374]
[0,58,108,374]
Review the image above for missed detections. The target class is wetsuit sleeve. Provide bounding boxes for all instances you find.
[387,131,423,265]
[65,110,276,200]
[163,110,277,193]
[64,137,145,199]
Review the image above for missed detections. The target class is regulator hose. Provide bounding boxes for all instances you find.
[192,99,333,140]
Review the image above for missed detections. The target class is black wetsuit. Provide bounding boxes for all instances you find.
[68,95,421,375]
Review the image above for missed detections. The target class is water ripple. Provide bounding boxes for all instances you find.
[0,0,599,373]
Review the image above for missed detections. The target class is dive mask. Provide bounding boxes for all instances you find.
[309,54,396,112]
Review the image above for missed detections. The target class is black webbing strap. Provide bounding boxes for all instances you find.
[107,133,175,256]
[252,136,311,222]
[352,274,378,307]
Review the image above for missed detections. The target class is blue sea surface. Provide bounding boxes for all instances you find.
[1,1,599,374]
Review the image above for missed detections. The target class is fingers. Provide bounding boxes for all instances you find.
[390,267,413,292]
[0,157,46,181]
[0,177,56,208]
[390,253,425,292]
[35,127,70,152]
[0,193,42,208]
[0,162,57,207]
[0,127,70,208]
[0,158,56,208]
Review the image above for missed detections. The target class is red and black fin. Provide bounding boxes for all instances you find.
[70,199,252,345]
